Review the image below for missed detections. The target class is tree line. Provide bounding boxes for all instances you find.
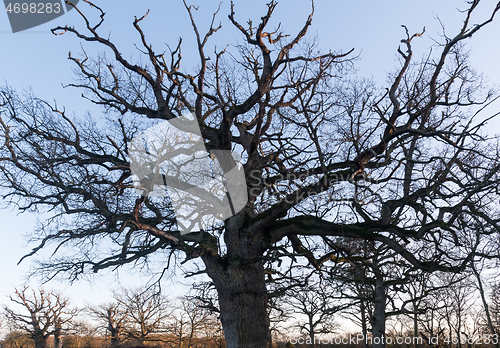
[3,265,500,348]
[1,286,224,348]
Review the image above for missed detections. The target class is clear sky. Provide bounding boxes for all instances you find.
[1,0,499,321]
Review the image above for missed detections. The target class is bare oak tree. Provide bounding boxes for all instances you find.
[114,288,169,344]
[3,287,77,348]
[285,280,343,348]
[168,297,212,348]
[2,1,500,347]
[87,302,127,346]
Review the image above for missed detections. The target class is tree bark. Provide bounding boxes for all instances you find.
[54,320,63,348]
[210,261,271,348]
[202,223,271,348]
[33,334,47,348]
[54,335,62,348]
[110,329,120,347]
[372,271,386,348]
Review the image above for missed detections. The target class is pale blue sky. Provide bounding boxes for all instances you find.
[1,0,499,313]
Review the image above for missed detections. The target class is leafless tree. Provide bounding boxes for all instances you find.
[183,282,227,347]
[2,1,500,347]
[3,287,77,348]
[322,239,413,345]
[284,280,343,348]
[426,274,478,348]
[114,287,169,344]
[201,319,226,348]
[87,302,127,346]
[68,320,99,348]
[168,297,212,348]
[470,259,500,348]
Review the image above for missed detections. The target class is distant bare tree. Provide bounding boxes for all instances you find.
[87,302,127,346]
[3,287,77,348]
[169,297,212,348]
[285,279,344,348]
[201,319,226,348]
[470,260,500,348]
[114,288,169,344]
[69,320,99,348]
[428,274,478,348]
[184,283,226,348]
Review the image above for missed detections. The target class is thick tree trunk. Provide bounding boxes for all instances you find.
[212,262,271,348]
[202,215,272,348]
[54,322,63,348]
[54,335,62,348]
[33,335,47,348]
[107,312,122,346]
[110,330,120,347]
[372,271,386,348]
